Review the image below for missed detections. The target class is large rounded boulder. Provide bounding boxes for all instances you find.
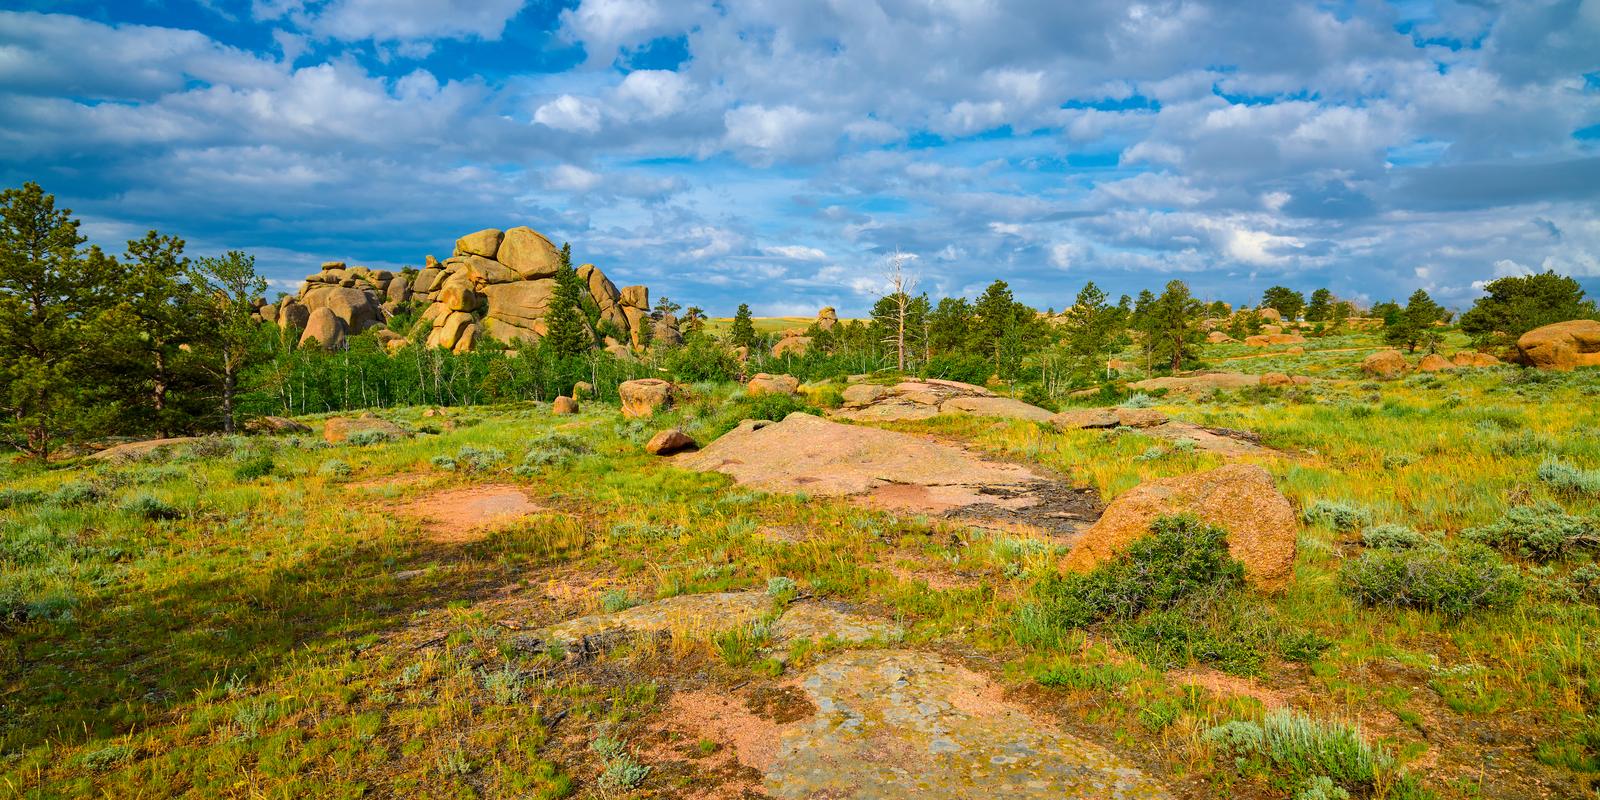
[496,226,562,279]
[299,307,347,350]
[1516,320,1600,371]
[1061,464,1297,590]
[1360,350,1409,378]
[619,378,674,418]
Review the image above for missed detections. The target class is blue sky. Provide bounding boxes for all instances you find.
[1,0,1597,316]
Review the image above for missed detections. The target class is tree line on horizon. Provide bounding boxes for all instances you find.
[4,181,1595,460]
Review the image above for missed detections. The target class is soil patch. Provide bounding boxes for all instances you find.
[395,484,547,543]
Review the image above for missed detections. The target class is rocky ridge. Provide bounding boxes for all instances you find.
[261,225,669,353]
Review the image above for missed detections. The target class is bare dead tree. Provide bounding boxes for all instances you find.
[879,250,917,372]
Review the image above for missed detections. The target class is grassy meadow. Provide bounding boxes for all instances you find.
[1,329,1598,799]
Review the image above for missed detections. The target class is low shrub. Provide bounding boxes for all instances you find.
[1463,502,1597,562]
[1536,457,1600,496]
[232,454,275,481]
[1014,515,1291,673]
[51,481,104,507]
[1119,393,1156,409]
[1340,543,1523,620]
[1303,500,1371,532]
[122,494,183,521]
[1024,514,1244,629]
[0,489,46,510]
[709,392,812,437]
[346,429,395,446]
[317,459,353,480]
[1360,524,1428,550]
[517,432,590,473]
[1203,710,1423,798]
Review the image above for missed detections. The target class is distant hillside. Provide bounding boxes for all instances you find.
[701,316,862,336]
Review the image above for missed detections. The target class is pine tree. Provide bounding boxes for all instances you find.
[1142,280,1204,373]
[928,297,972,354]
[544,251,591,357]
[0,183,117,458]
[191,251,266,433]
[120,230,203,437]
[729,303,756,349]
[973,279,1018,371]
[1261,286,1306,321]
[1385,289,1446,353]
[1459,271,1598,346]
[1305,288,1333,322]
[1061,281,1120,378]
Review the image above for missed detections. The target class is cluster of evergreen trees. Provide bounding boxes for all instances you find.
[1,183,269,459]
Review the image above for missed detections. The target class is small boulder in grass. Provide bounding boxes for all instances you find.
[572,381,593,399]
[552,396,578,415]
[645,429,697,456]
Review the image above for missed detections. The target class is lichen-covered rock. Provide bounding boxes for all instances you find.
[1516,320,1600,371]
[816,306,838,331]
[1244,333,1306,346]
[620,285,649,309]
[244,416,311,435]
[278,299,309,330]
[455,254,520,285]
[551,396,578,415]
[939,396,1054,422]
[1116,408,1168,428]
[1418,353,1453,372]
[841,383,888,407]
[645,428,696,455]
[386,274,411,303]
[427,311,475,350]
[620,378,674,418]
[323,416,408,444]
[1048,408,1120,429]
[1062,463,1297,590]
[437,275,481,313]
[772,336,811,358]
[748,373,800,396]
[1451,350,1502,368]
[1361,350,1409,378]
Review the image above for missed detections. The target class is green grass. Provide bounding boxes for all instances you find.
[3,344,1599,798]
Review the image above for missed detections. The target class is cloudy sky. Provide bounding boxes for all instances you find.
[1,1,1597,315]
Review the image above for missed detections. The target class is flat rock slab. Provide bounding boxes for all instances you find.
[1142,421,1272,457]
[679,412,1098,535]
[536,590,899,646]
[767,650,1169,799]
[89,436,204,461]
[831,380,1051,424]
[396,484,546,543]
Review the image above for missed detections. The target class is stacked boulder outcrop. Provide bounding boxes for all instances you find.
[277,226,668,353]
[258,262,395,350]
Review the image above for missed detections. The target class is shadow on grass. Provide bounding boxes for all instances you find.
[1,513,589,757]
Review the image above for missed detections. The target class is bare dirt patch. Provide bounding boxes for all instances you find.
[1169,667,1287,710]
[395,483,547,543]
